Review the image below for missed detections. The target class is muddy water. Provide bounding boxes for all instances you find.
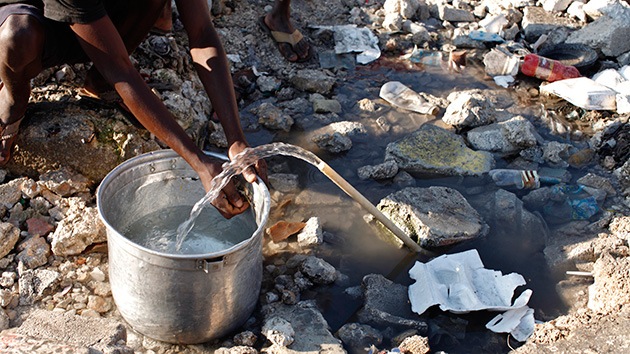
[238,60,578,352]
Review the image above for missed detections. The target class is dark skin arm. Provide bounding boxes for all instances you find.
[176,0,267,184]
[69,16,252,218]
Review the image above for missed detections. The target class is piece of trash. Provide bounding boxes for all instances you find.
[489,169,540,189]
[379,81,439,115]
[483,47,520,77]
[448,50,467,73]
[403,45,444,67]
[566,270,593,277]
[469,30,504,43]
[493,75,515,88]
[408,249,535,341]
[486,306,535,342]
[313,25,381,64]
[537,43,598,71]
[478,14,508,34]
[540,77,617,111]
[543,184,601,223]
[521,54,581,82]
[252,66,268,76]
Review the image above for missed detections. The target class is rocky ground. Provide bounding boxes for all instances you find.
[0,0,630,353]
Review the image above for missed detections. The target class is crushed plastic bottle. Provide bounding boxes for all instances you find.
[489,169,540,189]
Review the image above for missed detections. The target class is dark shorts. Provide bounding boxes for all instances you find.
[0,2,129,68]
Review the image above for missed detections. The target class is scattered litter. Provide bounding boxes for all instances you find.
[494,75,515,88]
[403,45,444,67]
[408,249,535,341]
[469,30,504,43]
[566,271,593,277]
[521,54,581,82]
[540,77,617,111]
[313,25,381,64]
[483,47,520,77]
[379,81,439,115]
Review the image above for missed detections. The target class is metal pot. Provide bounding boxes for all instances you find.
[96,149,270,344]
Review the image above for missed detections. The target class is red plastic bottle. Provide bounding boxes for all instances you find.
[520,54,581,82]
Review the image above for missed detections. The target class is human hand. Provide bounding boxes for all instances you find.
[228,141,269,185]
[198,154,250,219]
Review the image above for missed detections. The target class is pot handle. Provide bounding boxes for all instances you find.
[196,256,225,273]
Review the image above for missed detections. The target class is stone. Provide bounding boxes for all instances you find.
[609,216,630,240]
[0,177,26,209]
[257,75,282,93]
[300,256,338,284]
[255,102,294,132]
[336,323,383,353]
[0,223,20,259]
[38,167,92,197]
[357,274,428,331]
[438,5,476,22]
[261,301,344,353]
[398,335,430,354]
[542,0,573,12]
[383,0,421,19]
[385,124,495,177]
[542,141,573,167]
[567,15,630,57]
[16,236,50,269]
[312,132,352,153]
[577,173,617,197]
[443,90,497,128]
[26,218,54,237]
[290,69,336,94]
[296,217,323,247]
[19,269,60,305]
[588,252,630,313]
[50,204,107,257]
[466,116,538,153]
[262,317,295,347]
[377,186,488,248]
[357,160,399,180]
[329,121,367,136]
[521,6,581,41]
[313,99,342,114]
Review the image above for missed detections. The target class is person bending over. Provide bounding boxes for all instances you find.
[0,0,266,218]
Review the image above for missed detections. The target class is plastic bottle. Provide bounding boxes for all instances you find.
[520,54,581,82]
[488,169,540,189]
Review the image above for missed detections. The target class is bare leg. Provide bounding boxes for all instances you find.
[152,1,173,35]
[264,0,311,62]
[0,14,44,165]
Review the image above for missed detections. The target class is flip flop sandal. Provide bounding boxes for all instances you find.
[258,16,313,63]
[0,116,23,167]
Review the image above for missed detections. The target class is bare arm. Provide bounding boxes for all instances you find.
[176,0,267,184]
[70,16,248,218]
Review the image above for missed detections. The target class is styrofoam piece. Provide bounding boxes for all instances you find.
[379,81,439,115]
[540,77,617,111]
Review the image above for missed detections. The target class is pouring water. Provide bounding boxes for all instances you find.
[175,142,421,253]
